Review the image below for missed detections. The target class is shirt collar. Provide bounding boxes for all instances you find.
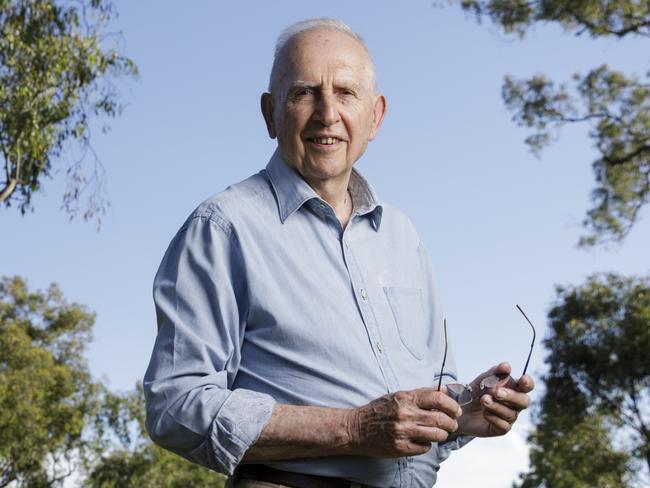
[265,148,383,231]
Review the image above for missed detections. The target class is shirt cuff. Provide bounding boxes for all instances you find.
[437,434,474,463]
[191,388,276,475]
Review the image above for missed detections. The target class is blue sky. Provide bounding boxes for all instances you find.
[2,1,648,486]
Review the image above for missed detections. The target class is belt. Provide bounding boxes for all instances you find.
[236,464,360,488]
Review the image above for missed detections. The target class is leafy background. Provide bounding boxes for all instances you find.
[1,1,648,486]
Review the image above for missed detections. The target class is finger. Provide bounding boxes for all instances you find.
[493,387,530,411]
[481,395,519,424]
[402,442,433,456]
[483,412,513,436]
[470,363,512,391]
[491,362,512,377]
[413,388,463,418]
[515,374,535,393]
[411,425,451,444]
[415,409,459,433]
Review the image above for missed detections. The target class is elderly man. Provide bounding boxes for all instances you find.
[144,18,534,488]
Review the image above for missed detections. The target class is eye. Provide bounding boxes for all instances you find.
[338,88,357,99]
[293,87,314,98]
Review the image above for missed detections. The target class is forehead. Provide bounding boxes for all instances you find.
[283,29,373,86]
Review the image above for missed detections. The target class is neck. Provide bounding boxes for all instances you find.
[305,172,354,229]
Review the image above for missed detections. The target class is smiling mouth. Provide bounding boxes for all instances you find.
[308,137,342,145]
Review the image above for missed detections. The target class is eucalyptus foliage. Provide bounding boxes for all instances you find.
[447,0,650,246]
[515,273,650,487]
[0,276,99,487]
[87,385,225,488]
[0,277,223,487]
[457,0,650,37]
[0,0,137,226]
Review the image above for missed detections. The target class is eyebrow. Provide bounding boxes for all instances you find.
[288,81,318,91]
[290,80,362,91]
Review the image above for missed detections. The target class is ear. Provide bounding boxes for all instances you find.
[261,92,277,139]
[368,94,387,141]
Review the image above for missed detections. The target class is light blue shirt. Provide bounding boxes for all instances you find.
[144,149,469,487]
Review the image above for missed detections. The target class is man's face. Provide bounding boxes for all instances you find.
[262,29,386,187]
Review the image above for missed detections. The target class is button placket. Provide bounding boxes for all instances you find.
[342,225,400,393]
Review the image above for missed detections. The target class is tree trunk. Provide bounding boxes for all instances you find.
[0,177,17,202]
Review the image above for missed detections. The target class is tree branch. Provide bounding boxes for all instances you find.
[0,138,20,203]
[628,387,650,472]
[0,177,18,202]
[558,112,613,123]
[0,462,16,488]
[603,144,650,167]
[570,10,650,38]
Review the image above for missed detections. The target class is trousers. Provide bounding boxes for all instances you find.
[226,477,366,488]
[231,481,289,488]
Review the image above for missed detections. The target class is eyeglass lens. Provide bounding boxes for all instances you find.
[438,305,536,404]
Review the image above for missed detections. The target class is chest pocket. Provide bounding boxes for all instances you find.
[383,286,427,360]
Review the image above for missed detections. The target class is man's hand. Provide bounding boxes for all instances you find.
[457,362,534,437]
[347,387,463,457]
[244,369,531,464]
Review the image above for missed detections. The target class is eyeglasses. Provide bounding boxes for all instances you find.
[436,304,536,406]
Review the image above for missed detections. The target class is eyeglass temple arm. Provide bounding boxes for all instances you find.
[516,304,536,377]
[437,318,448,391]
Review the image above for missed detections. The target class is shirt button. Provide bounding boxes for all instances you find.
[319,203,325,209]
[376,342,383,353]
[360,288,367,300]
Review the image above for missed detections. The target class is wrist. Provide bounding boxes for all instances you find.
[344,407,361,455]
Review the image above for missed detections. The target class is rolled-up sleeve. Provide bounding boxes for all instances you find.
[144,213,275,475]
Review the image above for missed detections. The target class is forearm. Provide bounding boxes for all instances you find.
[242,403,356,462]
[243,388,464,463]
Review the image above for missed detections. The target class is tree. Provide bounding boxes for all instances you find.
[87,385,226,488]
[445,0,649,247]
[0,0,137,226]
[0,275,101,486]
[0,276,223,487]
[514,273,650,487]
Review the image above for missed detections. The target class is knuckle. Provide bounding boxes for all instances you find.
[391,423,407,438]
[395,438,409,453]
[432,411,454,431]
[426,411,439,427]
[434,428,450,442]
[394,407,410,422]
[433,411,447,429]
[393,391,410,403]
[433,390,447,405]
[499,422,512,434]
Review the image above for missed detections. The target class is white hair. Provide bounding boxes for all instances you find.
[268,18,376,93]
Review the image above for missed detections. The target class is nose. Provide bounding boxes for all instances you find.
[313,91,340,126]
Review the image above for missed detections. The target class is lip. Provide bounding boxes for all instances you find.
[305,138,345,152]
[304,135,346,150]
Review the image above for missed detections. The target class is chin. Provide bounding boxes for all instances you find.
[305,161,350,181]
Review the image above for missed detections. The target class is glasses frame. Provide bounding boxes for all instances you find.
[436,304,536,405]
